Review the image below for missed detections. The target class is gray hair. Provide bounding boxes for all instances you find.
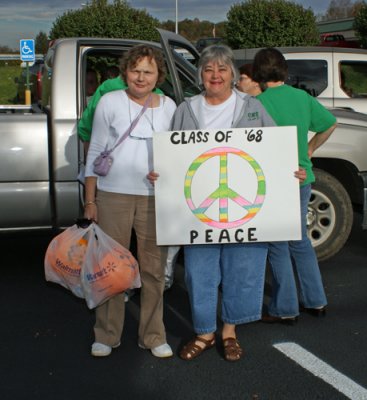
[197,44,239,86]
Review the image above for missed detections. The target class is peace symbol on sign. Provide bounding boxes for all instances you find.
[184,147,266,229]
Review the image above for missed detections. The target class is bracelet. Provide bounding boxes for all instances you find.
[84,201,96,207]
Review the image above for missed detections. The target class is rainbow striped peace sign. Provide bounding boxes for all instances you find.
[184,147,266,229]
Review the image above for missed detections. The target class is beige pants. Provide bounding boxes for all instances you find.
[93,191,167,348]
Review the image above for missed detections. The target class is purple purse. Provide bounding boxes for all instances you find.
[93,149,114,176]
[93,94,152,176]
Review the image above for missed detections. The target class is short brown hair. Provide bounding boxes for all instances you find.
[238,63,254,79]
[252,48,288,84]
[120,44,166,86]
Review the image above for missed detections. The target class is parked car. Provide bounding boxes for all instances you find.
[15,59,44,104]
[307,108,367,260]
[320,33,360,48]
[233,46,367,260]
[173,47,196,64]
[233,46,367,114]
[196,37,223,52]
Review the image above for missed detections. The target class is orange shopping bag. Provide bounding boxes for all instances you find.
[45,221,140,308]
[44,223,93,299]
[81,223,141,309]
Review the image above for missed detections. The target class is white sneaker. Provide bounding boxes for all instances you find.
[91,342,120,357]
[151,343,173,358]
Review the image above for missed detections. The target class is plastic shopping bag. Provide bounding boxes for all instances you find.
[44,221,141,309]
[44,223,92,299]
[81,223,141,309]
[164,246,181,290]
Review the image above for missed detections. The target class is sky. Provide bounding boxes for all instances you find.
[0,0,331,50]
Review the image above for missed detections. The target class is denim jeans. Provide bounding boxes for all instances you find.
[184,242,268,334]
[267,184,327,317]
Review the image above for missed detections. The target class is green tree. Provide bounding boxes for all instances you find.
[354,1,367,48]
[35,31,49,54]
[325,0,356,19]
[49,0,160,42]
[0,45,17,53]
[225,0,319,49]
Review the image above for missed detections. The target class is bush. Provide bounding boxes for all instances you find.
[354,3,367,49]
[225,0,319,49]
[49,0,159,42]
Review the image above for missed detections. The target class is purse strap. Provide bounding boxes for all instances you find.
[107,93,152,154]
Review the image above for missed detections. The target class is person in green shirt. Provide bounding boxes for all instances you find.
[78,76,127,144]
[252,48,337,323]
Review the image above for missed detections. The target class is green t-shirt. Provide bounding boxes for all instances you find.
[77,76,163,142]
[78,77,127,142]
[257,85,336,185]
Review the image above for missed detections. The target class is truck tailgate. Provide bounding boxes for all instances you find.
[0,113,52,229]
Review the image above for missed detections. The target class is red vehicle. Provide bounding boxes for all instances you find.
[320,33,359,48]
[15,59,44,104]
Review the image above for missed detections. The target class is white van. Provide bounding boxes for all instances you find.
[233,46,367,114]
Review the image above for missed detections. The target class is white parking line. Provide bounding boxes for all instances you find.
[274,342,367,400]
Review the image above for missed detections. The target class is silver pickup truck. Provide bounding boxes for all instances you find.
[1,33,366,261]
[0,30,200,229]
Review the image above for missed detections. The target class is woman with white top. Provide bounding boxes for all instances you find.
[84,44,176,358]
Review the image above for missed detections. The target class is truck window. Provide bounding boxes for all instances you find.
[340,61,367,98]
[80,52,124,111]
[40,47,55,108]
[79,47,200,109]
[160,64,201,100]
[80,56,199,107]
[286,59,328,97]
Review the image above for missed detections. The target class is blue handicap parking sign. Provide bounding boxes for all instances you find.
[20,39,35,62]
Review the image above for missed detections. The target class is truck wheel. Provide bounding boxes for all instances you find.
[308,168,353,261]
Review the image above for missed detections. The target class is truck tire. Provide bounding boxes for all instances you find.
[308,168,353,261]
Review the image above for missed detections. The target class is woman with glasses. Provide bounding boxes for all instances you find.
[84,44,176,358]
[236,63,261,97]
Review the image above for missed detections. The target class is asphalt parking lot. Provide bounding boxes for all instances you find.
[1,213,367,400]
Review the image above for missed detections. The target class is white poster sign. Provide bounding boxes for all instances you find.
[153,126,301,245]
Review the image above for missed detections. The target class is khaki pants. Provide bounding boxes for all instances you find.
[93,191,167,348]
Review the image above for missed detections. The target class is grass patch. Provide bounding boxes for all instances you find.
[0,65,22,104]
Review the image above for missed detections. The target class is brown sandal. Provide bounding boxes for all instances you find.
[180,336,216,360]
[223,337,243,362]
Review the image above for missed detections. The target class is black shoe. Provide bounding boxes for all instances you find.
[261,314,298,325]
[300,305,326,317]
